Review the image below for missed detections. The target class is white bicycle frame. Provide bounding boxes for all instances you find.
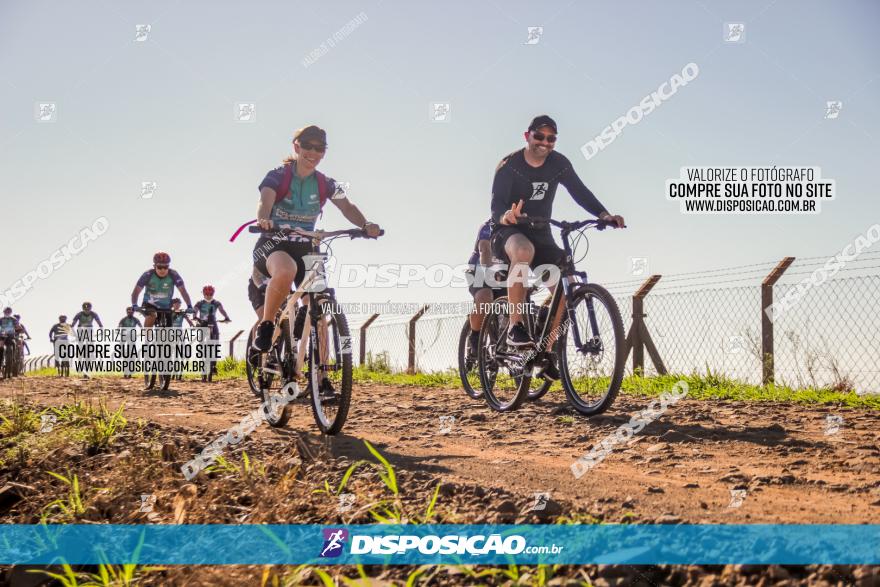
[266,227,344,377]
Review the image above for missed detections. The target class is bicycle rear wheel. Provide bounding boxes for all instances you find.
[559,283,625,416]
[457,319,482,400]
[477,302,531,412]
[307,296,352,435]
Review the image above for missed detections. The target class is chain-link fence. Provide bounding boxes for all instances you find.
[347,253,880,395]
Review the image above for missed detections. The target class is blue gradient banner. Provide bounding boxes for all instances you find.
[1,524,877,565]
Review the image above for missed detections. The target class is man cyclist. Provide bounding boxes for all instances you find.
[116,308,141,379]
[49,315,73,342]
[251,125,381,400]
[491,115,625,360]
[118,307,142,328]
[130,252,194,327]
[194,285,231,341]
[72,302,103,329]
[464,219,506,365]
[0,308,17,375]
[171,298,193,327]
[12,315,31,358]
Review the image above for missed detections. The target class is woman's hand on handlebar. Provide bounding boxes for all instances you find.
[363,221,381,238]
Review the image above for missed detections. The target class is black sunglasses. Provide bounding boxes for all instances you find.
[300,142,327,153]
[155,264,169,270]
[531,131,557,143]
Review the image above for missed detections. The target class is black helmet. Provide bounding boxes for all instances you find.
[59,315,67,321]
[82,301,92,310]
[2,307,11,314]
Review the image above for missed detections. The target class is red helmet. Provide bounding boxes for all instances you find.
[153,251,171,265]
[202,285,215,296]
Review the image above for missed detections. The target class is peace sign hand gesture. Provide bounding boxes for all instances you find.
[501,200,526,225]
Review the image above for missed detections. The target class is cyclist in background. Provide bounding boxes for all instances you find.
[490,114,625,350]
[72,302,103,329]
[116,308,141,379]
[118,307,142,328]
[0,308,17,375]
[464,219,506,364]
[194,285,231,341]
[12,315,31,357]
[171,298,193,327]
[130,252,194,327]
[49,315,73,342]
[49,315,73,377]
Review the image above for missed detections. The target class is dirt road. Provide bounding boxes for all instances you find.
[4,375,878,525]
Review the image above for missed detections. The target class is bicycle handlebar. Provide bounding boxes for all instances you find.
[247,226,385,239]
[132,306,193,315]
[513,216,617,231]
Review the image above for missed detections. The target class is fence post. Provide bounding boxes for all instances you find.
[761,257,796,385]
[228,330,245,359]
[623,275,665,376]
[358,313,381,366]
[407,305,430,374]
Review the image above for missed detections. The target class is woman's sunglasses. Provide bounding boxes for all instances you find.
[300,142,327,153]
[531,131,557,143]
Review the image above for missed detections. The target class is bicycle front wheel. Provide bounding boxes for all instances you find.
[559,283,625,416]
[307,296,352,435]
[260,322,293,428]
[477,301,531,412]
[457,319,482,400]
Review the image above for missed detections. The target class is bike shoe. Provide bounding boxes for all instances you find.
[506,322,534,348]
[539,359,560,381]
[252,320,275,352]
[466,330,479,367]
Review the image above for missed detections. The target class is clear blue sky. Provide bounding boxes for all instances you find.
[1,0,878,354]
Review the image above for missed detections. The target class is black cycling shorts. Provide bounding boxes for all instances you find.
[491,226,564,269]
[247,279,267,312]
[468,282,507,299]
[252,236,312,287]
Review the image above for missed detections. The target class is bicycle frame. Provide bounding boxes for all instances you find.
[521,219,609,358]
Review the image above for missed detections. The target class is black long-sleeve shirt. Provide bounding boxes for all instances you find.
[490,149,608,230]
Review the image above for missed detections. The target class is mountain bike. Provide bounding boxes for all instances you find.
[15,335,29,377]
[478,217,625,415]
[135,306,193,391]
[245,225,382,434]
[192,316,230,382]
[56,340,70,378]
[457,296,553,402]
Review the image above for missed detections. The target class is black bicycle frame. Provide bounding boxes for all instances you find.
[530,224,599,354]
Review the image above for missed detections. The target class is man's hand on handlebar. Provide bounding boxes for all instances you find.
[258,218,274,230]
[599,212,626,229]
